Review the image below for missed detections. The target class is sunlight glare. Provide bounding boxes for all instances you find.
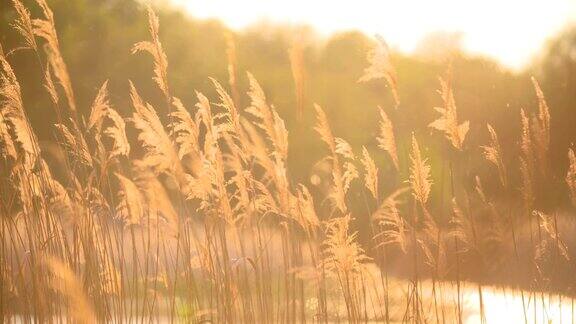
[172,0,576,70]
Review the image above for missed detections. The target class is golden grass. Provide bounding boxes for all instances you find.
[1,1,575,323]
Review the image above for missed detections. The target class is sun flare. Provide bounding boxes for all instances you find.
[173,0,576,70]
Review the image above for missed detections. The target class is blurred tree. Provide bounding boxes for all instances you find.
[535,26,576,173]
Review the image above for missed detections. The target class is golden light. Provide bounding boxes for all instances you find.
[172,0,576,70]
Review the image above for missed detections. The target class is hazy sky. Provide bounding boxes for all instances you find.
[171,0,576,70]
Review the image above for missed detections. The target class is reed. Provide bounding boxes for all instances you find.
[1,2,575,323]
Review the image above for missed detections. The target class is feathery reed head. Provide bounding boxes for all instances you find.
[376,106,399,170]
[408,134,432,205]
[360,146,379,200]
[566,148,576,207]
[11,0,37,52]
[481,123,507,187]
[132,5,170,100]
[429,71,469,150]
[359,35,399,106]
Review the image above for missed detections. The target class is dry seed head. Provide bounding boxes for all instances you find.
[448,198,469,253]
[409,134,432,205]
[312,105,352,214]
[129,81,178,174]
[0,112,17,161]
[373,188,408,252]
[86,81,130,159]
[43,65,59,106]
[210,77,241,135]
[519,157,534,211]
[358,35,399,106]
[481,123,507,187]
[168,97,199,159]
[335,137,355,160]
[519,108,535,207]
[531,77,550,144]
[323,215,371,276]
[295,184,320,230]
[11,0,37,52]
[360,146,378,200]
[534,211,569,262]
[566,148,576,207]
[116,172,146,226]
[530,77,550,173]
[520,108,534,166]
[335,138,358,195]
[104,107,130,159]
[0,51,38,165]
[132,5,170,100]
[429,75,469,150]
[54,120,92,167]
[246,72,289,160]
[314,104,336,155]
[33,0,77,115]
[376,107,399,170]
[87,80,110,131]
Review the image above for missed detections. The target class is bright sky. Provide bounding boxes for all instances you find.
[171,0,576,70]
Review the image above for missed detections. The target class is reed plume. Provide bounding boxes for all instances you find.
[530,77,550,173]
[314,104,357,213]
[534,211,569,262]
[567,148,576,207]
[373,188,409,252]
[87,81,130,159]
[448,198,470,253]
[129,81,179,174]
[408,135,432,205]
[360,146,379,200]
[115,172,146,226]
[3,2,576,322]
[33,0,77,117]
[54,121,93,167]
[87,81,111,132]
[0,109,16,161]
[376,106,399,170]
[481,124,507,188]
[0,50,38,167]
[359,35,399,106]
[43,64,59,106]
[314,103,336,155]
[323,215,371,275]
[168,97,199,160]
[103,107,130,159]
[519,109,535,210]
[335,137,359,195]
[132,5,170,101]
[246,72,289,160]
[211,78,242,135]
[295,184,320,231]
[429,71,469,150]
[10,0,37,53]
